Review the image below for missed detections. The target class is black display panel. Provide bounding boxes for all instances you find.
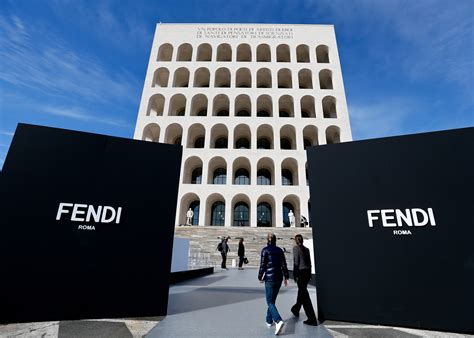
[307,127,474,334]
[0,124,182,323]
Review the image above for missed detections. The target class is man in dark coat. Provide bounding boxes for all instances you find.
[291,234,318,326]
[258,233,289,335]
[219,237,230,269]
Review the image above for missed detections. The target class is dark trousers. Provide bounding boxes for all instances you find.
[238,255,244,267]
[292,269,316,321]
[221,252,227,268]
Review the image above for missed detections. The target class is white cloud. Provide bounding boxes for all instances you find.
[0,131,14,136]
[0,15,140,105]
[349,98,414,140]
[42,106,131,128]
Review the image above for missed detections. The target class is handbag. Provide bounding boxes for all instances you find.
[244,257,249,264]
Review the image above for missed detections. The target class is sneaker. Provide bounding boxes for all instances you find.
[275,321,285,335]
[266,322,273,328]
[303,319,318,326]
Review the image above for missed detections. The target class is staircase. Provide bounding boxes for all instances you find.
[174,226,313,270]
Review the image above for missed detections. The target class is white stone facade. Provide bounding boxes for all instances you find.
[134,23,352,228]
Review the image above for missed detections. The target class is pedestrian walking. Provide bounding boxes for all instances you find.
[238,238,245,270]
[291,234,318,326]
[258,233,289,335]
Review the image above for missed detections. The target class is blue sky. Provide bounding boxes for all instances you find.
[1,0,473,167]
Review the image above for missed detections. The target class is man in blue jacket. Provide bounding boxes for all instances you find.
[258,233,289,335]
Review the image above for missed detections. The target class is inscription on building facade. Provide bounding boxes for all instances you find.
[196,26,293,39]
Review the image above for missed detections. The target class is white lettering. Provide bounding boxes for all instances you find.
[381,209,396,227]
[86,205,103,223]
[367,210,380,227]
[428,208,436,226]
[395,209,413,227]
[101,206,116,223]
[116,207,122,224]
[56,202,73,220]
[78,225,96,231]
[71,204,87,222]
[393,230,412,235]
[412,208,429,226]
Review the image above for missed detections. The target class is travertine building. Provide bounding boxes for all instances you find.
[134,23,352,228]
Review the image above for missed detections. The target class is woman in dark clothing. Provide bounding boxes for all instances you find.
[238,238,245,270]
[291,234,318,326]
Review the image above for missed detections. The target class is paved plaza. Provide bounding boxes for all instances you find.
[1,268,472,337]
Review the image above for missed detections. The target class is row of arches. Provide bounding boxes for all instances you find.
[182,156,307,186]
[158,43,330,63]
[142,123,341,148]
[180,192,310,227]
[147,94,338,118]
[153,67,333,90]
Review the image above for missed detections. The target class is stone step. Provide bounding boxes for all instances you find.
[174,226,313,269]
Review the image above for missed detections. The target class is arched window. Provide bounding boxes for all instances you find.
[177,43,192,61]
[157,43,173,61]
[194,68,210,87]
[189,201,200,225]
[298,69,313,89]
[217,43,232,61]
[279,95,294,117]
[152,68,169,87]
[257,202,272,227]
[213,95,230,116]
[257,68,272,88]
[326,126,341,144]
[233,202,249,226]
[142,124,160,142]
[197,43,212,61]
[282,202,294,227]
[211,201,225,226]
[235,138,250,149]
[191,168,202,184]
[213,168,227,184]
[168,94,186,116]
[276,44,290,62]
[296,44,310,63]
[304,138,312,150]
[257,138,271,149]
[257,169,271,185]
[316,45,330,63]
[165,123,182,144]
[281,169,293,185]
[319,69,333,89]
[191,94,208,116]
[237,44,251,62]
[234,168,250,185]
[257,44,271,62]
[215,68,231,87]
[322,96,337,118]
[278,69,292,88]
[236,68,251,88]
[235,94,251,117]
[147,94,165,116]
[187,124,205,148]
[173,68,189,87]
[257,95,273,117]
[301,96,316,118]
